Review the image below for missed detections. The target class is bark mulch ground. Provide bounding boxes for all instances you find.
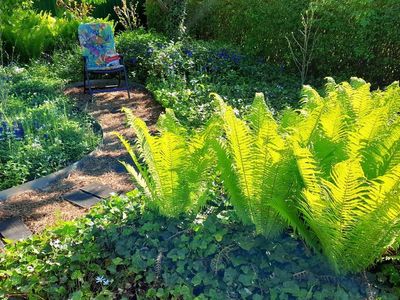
[0,83,163,234]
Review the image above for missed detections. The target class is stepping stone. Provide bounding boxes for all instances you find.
[0,217,32,242]
[80,183,117,199]
[63,190,102,209]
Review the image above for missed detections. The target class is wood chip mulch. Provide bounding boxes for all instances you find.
[0,82,163,234]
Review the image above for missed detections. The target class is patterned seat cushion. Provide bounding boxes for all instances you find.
[87,64,124,71]
[78,23,120,70]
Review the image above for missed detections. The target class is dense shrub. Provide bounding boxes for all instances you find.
[146,0,400,86]
[0,64,100,190]
[0,0,110,62]
[1,192,396,299]
[311,0,400,85]
[117,30,301,127]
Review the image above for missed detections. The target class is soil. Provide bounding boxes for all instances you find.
[0,82,163,234]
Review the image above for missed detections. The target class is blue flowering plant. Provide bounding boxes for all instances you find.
[0,64,101,190]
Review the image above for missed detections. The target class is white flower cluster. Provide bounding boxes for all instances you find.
[95,275,110,286]
[49,239,67,250]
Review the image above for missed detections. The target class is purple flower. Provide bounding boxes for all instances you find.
[13,122,25,140]
[182,48,193,57]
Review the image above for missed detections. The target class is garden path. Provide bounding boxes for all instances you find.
[0,83,163,238]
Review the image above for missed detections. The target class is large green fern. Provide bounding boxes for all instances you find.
[115,108,218,217]
[291,78,400,273]
[212,93,311,241]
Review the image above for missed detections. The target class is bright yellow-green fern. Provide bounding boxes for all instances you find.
[212,93,312,242]
[291,78,400,273]
[115,108,218,217]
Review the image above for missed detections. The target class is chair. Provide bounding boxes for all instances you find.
[78,23,130,100]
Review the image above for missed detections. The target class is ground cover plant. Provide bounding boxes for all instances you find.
[0,64,101,190]
[0,192,396,299]
[116,29,301,127]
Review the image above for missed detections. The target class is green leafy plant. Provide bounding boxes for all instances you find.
[212,93,311,241]
[115,108,218,217]
[2,192,390,299]
[0,64,100,190]
[116,30,300,127]
[114,0,141,31]
[290,78,400,273]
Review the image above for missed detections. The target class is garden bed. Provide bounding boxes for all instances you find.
[0,65,101,191]
[0,77,163,234]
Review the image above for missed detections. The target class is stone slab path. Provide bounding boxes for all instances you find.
[0,217,32,243]
[0,83,163,244]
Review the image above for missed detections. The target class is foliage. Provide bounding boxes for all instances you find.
[56,0,107,19]
[116,108,218,217]
[146,0,400,86]
[0,192,396,299]
[114,0,141,31]
[0,0,110,62]
[0,64,100,190]
[311,0,400,85]
[212,93,310,241]
[290,78,400,273]
[145,0,188,39]
[116,30,300,127]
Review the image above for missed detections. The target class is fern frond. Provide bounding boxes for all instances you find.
[293,143,321,194]
[362,119,400,178]
[322,159,368,233]
[219,102,256,201]
[211,139,251,224]
[157,108,188,136]
[246,92,274,133]
[113,131,154,200]
[347,106,389,158]
[347,78,373,118]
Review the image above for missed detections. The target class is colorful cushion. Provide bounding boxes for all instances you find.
[78,23,118,70]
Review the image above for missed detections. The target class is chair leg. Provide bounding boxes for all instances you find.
[86,70,94,101]
[83,68,87,94]
[123,67,130,100]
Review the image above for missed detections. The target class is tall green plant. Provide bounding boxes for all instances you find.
[290,78,400,273]
[116,107,218,217]
[212,93,312,241]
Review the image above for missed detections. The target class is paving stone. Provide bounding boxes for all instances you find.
[80,183,117,199]
[63,190,102,209]
[0,217,32,242]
